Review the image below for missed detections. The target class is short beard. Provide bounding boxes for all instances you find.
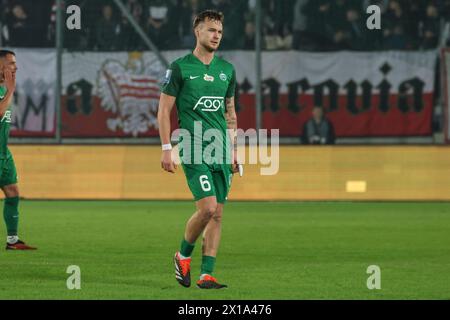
[200,41,217,53]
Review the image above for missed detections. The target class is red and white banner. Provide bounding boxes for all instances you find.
[11,49,437,138]
[242,50,436,137]
[61,50,436,138]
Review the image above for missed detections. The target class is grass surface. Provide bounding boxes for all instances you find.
[0,200,449,299]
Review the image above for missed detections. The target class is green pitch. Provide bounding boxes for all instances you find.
[0,200,449,299]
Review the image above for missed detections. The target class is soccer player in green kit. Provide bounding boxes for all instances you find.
[0,50,36,250]
[158,10,240,289]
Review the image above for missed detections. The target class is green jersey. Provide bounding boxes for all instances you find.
[161,53,236,167]
[0,86,12,160]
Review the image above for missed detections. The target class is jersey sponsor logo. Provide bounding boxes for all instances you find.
[1,110,12,123]
[219,72,227,81]
[203,74,214,82]
[189,75,200,80]
[193,96,224,112]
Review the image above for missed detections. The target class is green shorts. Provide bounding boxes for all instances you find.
[182,163,233,204]
[0,149,18,187]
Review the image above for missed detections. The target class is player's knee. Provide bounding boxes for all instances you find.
[199,204,217,221]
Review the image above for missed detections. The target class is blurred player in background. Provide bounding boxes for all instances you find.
[158,10,239,289]
[0,50,36,250]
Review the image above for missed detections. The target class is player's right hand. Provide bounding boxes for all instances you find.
[161,150,177,173]
[4,69,16,92]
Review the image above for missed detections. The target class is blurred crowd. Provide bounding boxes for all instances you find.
[0,0,450,51]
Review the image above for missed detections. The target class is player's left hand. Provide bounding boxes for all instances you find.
[161,150,177,173]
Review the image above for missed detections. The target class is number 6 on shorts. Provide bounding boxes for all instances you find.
[199,175,211,191]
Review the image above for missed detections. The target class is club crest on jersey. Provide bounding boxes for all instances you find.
[193,96,224,112]
[1,110,11,123]
[219,72,227,81]
[203,74,214,82]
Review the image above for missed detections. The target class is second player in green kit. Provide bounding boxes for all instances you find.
[0,50,36,250]
[158,10,240,289]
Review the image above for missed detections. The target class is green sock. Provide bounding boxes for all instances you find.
[180,238,195,258]
[201,255,216,276]
[3,196,19,236]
